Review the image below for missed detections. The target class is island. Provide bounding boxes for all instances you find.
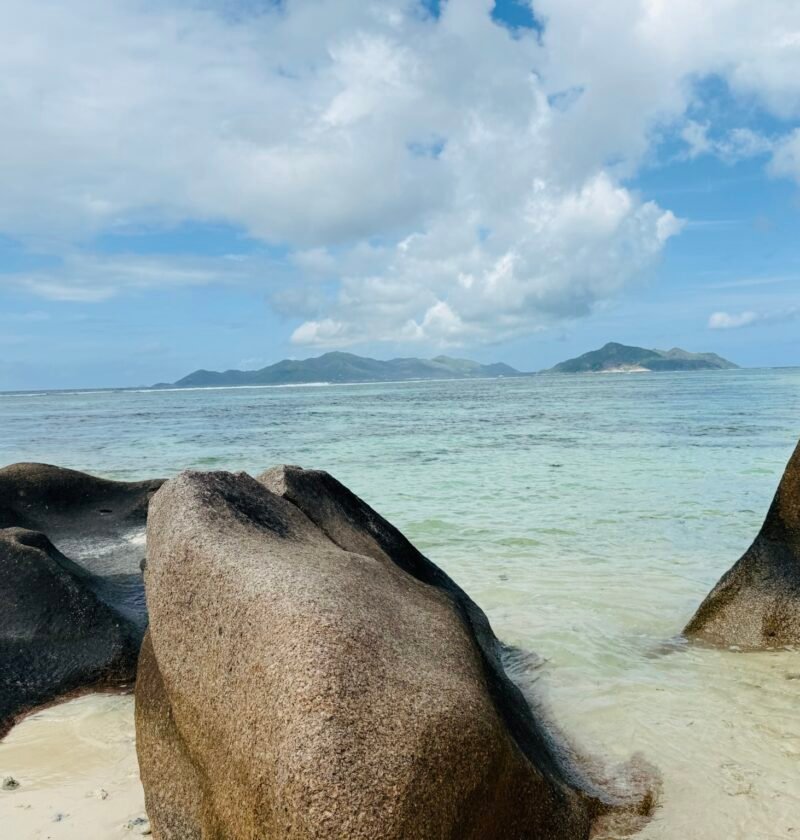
[545,342,738,374]
[153,351,523,388]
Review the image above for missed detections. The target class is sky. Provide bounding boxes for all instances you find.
[1,0,799,390]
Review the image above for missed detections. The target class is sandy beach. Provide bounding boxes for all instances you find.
[0,695,148,839]
[3,643,800,839]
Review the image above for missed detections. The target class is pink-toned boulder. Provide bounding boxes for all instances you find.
[137,467,653,839]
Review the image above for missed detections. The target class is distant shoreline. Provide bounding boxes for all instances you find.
[0,374,519,397]
[2,365,796,398]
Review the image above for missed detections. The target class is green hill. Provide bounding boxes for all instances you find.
[547,342,738,373]
[155,352,522,389]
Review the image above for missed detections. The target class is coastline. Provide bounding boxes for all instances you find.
[2,371,800,837]
[1,364,781,399]
[598,365,650,373]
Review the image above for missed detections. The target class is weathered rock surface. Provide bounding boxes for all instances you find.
[137,467,654,839]
[0,528,139,736]
[0,462,163,574]
[685,441,800,648]
[0,462,164,628]
[0,463,163,735]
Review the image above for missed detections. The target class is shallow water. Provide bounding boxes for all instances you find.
[1,369,799,837]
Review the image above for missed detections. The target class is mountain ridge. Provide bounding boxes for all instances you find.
[154,351,523,388]
[154,343,740,389]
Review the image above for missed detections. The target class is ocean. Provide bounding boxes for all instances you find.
[1,368,799,838]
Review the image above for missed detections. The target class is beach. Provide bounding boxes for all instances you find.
[2,368,800,838]
[0,695,147,838]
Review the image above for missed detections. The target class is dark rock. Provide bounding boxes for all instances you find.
[0,462,164,630]
[2,775,20,791]
[137,468,654,840]
[0,463,163,736]
[0,462,163,568]
[685,441,800,648]
[126,816,152,832]
[0,528,140,737]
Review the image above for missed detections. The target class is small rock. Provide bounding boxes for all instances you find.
[125,816,150,833]
[2,776,20,791]
[95,788,109,800]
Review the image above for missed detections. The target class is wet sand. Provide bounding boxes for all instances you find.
[3,644,799,840]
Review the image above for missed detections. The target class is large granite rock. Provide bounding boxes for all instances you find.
[685,441,800,648]
[137,467,654,839]
[0,463,163,735]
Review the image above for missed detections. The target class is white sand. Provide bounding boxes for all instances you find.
[0,695,148,839]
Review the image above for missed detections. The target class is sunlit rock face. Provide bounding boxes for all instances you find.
[136,466,654,840]
[0,463,163,735]
[685,441,800,649]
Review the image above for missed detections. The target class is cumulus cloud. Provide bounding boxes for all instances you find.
[1,0,800,345]
[291,173,682,345]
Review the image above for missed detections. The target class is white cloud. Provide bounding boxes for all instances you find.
[721,128,776,161]
[291,318,351,347]
[2,253,266,302]
[681,121,714,158]
[708,310,760,329]
[681,122,774,163]
[770,128,800,183]
[708,307,800,329]
[289,173,682,346]
[1,0,800,344]
[707,275,793,290]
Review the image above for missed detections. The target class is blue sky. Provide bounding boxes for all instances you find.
[1,0,799,389]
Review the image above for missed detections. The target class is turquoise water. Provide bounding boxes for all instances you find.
[2,369,800,837]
